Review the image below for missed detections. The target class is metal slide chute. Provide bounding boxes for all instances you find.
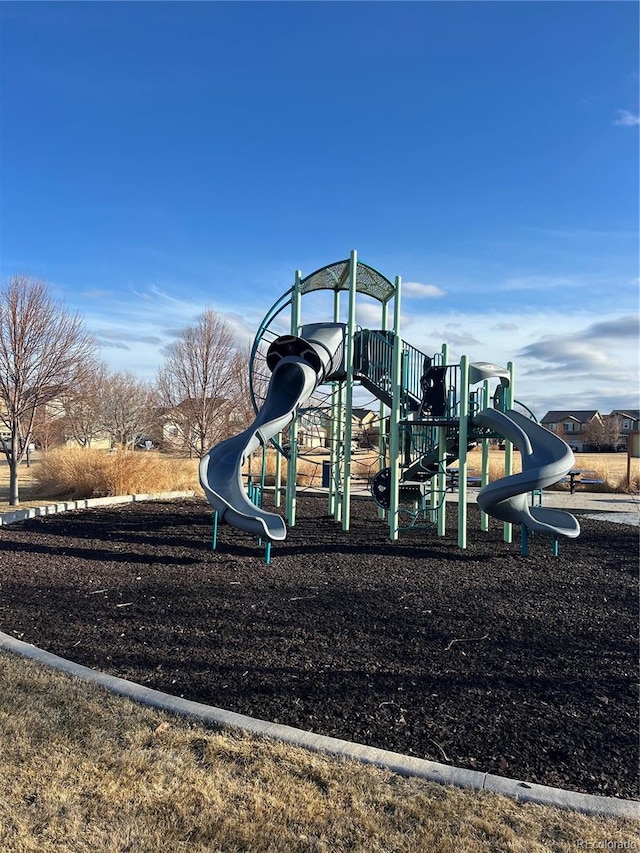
[199,324,346,542]
[474,408,580,539]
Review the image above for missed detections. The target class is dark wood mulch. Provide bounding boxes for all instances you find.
[0,495,637,800]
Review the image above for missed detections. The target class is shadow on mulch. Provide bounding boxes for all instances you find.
[0,495,637,801]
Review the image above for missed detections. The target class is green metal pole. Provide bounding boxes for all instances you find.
[274,432,282,507]
[388,275,402,541]
[334,381,344,524]
[480,380,490,531]
[212,510,218,550]
[286,269,302,527]
[378,299,390,520]
[503,361,515,544]
[341,250,358,531]
[458,355,469,549]
[437,343,448,537]
[328,288,341,518]
[260,444,267,504]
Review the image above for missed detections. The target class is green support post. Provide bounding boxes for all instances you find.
[212,510,218,550]
[286,269,302,528]
[260,446,267,509]
[334,381,344,524]
[503,361,515,544]
[274,432,282,507]
[388,275,402,542]
[341,250,358,532]
[329,382,342,521]
[458,355,469,549]
[437,343,449,537]
[480,379,490,532]
[328,288,341,518]
[378,299,390,520]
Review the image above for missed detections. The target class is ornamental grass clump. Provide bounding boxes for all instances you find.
[243,449,318,487]
[33,447,199,500]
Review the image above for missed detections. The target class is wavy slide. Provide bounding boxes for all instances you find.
[200,323,346,542]
[199,357,319,541]
[474,408,580,539]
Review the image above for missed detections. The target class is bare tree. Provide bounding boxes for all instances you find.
[59,362,110,448]
[0,275,96,504]
[583,415,622,450]
[30,397,68,452]
[98,370,159,448]
[228,346,260,431]
[582,418,605,449]
[603,414,623,449]
[157,310,240,457]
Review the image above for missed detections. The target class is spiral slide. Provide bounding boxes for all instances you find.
[199,324,346,541]
[473,408,580,539]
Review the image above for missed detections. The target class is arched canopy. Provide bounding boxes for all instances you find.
[300,259,396,304]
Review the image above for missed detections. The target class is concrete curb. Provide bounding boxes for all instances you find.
[0,491,196,525]
[0,632,637,821]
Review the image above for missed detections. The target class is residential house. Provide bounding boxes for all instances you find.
[297,406,329,449]
[606,410,640,451]
[288,406,380,450]
[160,398,248,454]
[539,410,603,451]
[351,407,380,448]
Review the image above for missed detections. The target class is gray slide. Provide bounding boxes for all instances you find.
[200,324,346,542]
[474,408,580,539]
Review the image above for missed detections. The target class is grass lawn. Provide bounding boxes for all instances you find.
[1,653,638,853]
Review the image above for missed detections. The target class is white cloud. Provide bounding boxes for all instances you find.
[514,314,639,413]
[77,273,639,420]
[356,300,386,328]
[492,275,583,294]
[491,321,519,332]
[403,281,446,298]
[81,282,261,380]
[382,308,639,418]
[614,110,640,127]
[518,315,639,372]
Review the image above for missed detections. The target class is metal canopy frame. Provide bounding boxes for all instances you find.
[300,259,396,304]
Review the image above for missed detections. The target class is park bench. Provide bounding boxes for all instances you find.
[446,469,483,490]
[563,470,605,494]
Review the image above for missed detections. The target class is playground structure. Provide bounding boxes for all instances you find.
[199,251,580,559]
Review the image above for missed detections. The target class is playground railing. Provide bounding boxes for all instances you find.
[401,341,427,405]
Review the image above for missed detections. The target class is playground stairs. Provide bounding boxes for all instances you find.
[354,329,491,490]
[354,329,425,413]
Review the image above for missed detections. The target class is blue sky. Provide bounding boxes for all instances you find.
[1,1,638,417]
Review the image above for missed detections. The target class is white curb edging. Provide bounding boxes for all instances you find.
[0,491,195,525]
[0,633,637,821]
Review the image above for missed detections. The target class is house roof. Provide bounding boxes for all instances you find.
[608,409,640,421]
[351,407,377,420]
[540,410,600,423]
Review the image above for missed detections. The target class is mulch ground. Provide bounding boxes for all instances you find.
[0,495,637,800]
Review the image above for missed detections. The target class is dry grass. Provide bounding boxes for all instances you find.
[294,446,640,494]
[0,653,637,853]
[1,445,637,513]
[243,449,321,487]
[460,448,640,493]
[28,447,200,502]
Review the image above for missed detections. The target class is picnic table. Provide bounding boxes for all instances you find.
[565,470,604,494]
